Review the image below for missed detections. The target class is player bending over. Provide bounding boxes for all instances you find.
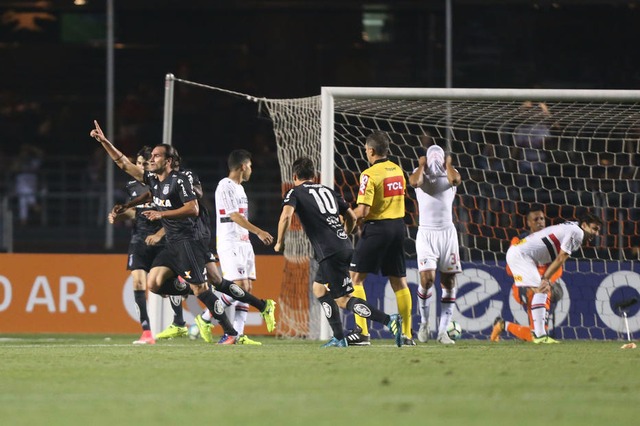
[505,212,602,344]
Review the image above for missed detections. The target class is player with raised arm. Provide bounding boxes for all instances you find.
[346,131,413,346]
[408,144,462,345]
[108,146,166,345]
[274,157,402,347]
[114,168,277,344]
[491,206,563,342]
[505,212,602,344]
[89,120,240,342]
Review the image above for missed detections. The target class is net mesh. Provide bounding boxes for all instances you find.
[162,78,640,340]
[262,94,640,340]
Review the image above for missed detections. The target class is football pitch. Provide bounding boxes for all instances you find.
[1,335,638,426]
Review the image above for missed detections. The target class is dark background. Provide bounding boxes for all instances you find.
[1,0,639,252]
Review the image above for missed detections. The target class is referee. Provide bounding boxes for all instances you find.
[347,131,415,346]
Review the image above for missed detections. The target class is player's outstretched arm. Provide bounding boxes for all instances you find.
[229,212,274,245]
[89,120,143,182]
[274,205,294,253]
[118,191,152,212]
[107,207,135,224]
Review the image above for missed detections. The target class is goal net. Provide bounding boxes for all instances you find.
[261,87,640,341]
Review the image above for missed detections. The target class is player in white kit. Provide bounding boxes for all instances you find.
[506,213,602,344]
[408,144,462,345]
[213,149,274,344]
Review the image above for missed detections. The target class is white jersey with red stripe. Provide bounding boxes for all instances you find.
[510,221,584,265]
[215,177,250,246]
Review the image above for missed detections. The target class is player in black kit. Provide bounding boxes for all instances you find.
[90,120,239,340]
[155,159,277,344]
[108,146,165,345]
[274,157,402,347]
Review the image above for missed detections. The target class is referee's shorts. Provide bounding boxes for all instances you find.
[350,218,406,277]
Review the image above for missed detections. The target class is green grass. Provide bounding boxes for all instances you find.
[0,335,638,426]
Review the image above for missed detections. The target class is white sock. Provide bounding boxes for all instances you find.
[417,285,434,324]
[531,293,548,337]
[202,309,212,322]
[233,302,249,335]
[438,287,457,334]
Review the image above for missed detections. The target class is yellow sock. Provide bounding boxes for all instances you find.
[395,287,412,337]
[352,284,369,335]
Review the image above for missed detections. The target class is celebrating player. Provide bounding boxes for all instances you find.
[108,146,165,345]
[90,120,240,341]
[274,157,402,347]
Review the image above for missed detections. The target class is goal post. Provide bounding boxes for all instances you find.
[311,86,640,340]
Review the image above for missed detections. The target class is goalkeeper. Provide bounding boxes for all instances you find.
[491,206,563,342]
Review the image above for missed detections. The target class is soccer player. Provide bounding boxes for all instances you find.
[111,153,277,344]
[504,212,602,344]
[108,146,166,345]
[491,206,563,342]
[408,144,462,345]
[274,157,403,347]
[90,120,240,341]
[211,149,274,344]
[346,131,413,346]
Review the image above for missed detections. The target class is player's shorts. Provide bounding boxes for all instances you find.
[217,241,256,281]
[415,225,462,274]
[315,249,354,298]
[198,238,219,263]
[506,246,541,288]
[350,218,406,277]
[127,241,164,272]
[151,239,209,284]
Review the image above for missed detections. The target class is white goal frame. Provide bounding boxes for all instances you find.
[320,86,640,191]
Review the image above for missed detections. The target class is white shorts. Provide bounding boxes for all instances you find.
[217,242,256,281]
[506,246,540,287]
[415,225,462,274]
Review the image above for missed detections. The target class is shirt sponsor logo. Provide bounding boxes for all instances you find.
[358,174,370,195]
[153,197,172,207]
[383,175,404,197]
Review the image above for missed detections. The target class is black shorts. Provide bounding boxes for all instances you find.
[198,238,219,264]
[350,218,406,277]
[315,249,354,298]
[151,239,209,284]
[127,242,164,272]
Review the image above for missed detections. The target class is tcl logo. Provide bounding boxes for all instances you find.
[383,176,404,197]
